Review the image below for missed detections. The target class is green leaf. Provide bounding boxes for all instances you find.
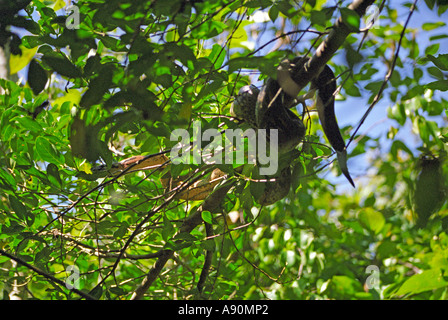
[414,157,445,228]
[245,0,271,8]
[162,217,175,242]
[268,5,279,22]
[79,65,114,108]
[365,80,384,94]
[83,54,101,77]
[35,247,51,263]
[358,208,385,234]
[413,68,423,82]
[425,43,440,56]
[208,44,226,70]
[345,45,363,68]
[415,116,430,143]
[42,52,82,78]
[164,240,193,251]
[96,220,115,233]
[35,136,62,165]
[99,35,126,51]
[109,287,126,296]
[424,0,435,10]
[345,83,362,97]
[427,66,445,80]
[9,195,28,220]
[389,70,401,87]
[90,286,103,299]
[328,275,364,298]
[249,167,266,202]
[27,59,48,95]
[200,239,216,252]
[1,221,25,235]
[0,168,17,190]
[201,211,213,224]
[427,54,448,71]
[390,140,413,160]
[427,100,445,116]
[276,1,295,17]
[241,184,254,217]
[291,162,304,191]
[165,43,196,70]
[15,116,43,132]
[310,10,328,27]
[340,8,360,32]
[191,20,227,39]
[113,222,129,238]
[228,56,268,73]
[395,269,448,296]
[390,103,407,125]
[46,163,62,189]
[172,232,198,242]
[426,80,448,91]
[422,21,446,31]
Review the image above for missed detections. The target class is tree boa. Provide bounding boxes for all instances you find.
[231,56,354,188]
[92,56,354,206]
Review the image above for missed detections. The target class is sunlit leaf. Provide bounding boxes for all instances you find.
[340,8,360,32]
[35,136,63,165]
[2,0,448,302]
[358,209,385,234]
[396,269,448,296]
[10,46,38,75]
[201,211,213,224]
[52,89,82,108]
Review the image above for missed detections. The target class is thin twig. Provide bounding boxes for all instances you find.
[347,0,417,147]
[197,222,214,294]
[0,249,96,300]
[130,180,236,300]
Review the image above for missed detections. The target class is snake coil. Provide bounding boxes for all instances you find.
[231,56,354,201]
[92,56,354,206]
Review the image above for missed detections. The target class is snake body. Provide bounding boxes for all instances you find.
[232,56,354,190]
[92,56,353,206]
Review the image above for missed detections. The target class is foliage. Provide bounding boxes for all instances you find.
[0,0,447,300]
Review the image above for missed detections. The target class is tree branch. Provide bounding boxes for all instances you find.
[197,222,214,294]
[0,248,96,300]
[348,0,417,147]
[289,0,376,90]
[130,180,235,300]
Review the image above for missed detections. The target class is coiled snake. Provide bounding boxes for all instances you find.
[231,56,354,190]
[93,57,354,206]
